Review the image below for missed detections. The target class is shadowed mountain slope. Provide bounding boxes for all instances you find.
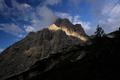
[0,18,88,80]
[5,30,120,80]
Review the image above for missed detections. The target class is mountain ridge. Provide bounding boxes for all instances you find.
[4,29,120,80]
[0,18,88,80]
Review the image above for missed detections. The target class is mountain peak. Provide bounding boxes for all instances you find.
[54,18,73,27]
[48,18,88,42]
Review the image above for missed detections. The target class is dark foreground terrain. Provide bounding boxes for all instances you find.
[5,30,120,80]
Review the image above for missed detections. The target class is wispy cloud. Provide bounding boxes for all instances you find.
[55,12,73,21]
[24,25,35,33]
[0,0,120,36]
[0,23,24,37]
[45,0,61,5]
[100,0,120,33]
[0,0,62,37]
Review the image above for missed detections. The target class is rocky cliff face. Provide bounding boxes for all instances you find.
[0,18,88,80]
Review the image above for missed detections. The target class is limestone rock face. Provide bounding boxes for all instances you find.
[0,18,88,80]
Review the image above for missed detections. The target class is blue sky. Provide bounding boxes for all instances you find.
[0,0,120,52]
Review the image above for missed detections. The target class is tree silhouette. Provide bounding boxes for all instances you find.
[95,25,105,38]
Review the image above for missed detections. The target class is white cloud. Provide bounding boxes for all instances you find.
[0,0,32,20]
[24,25,35,33]
[55,12,73,21]
[100,0,120,33]
[10,0,33,21]
[45,0,61,5]
[36,6,57,26]
[109,4,120,20]
[0,23,24,37]
[0,0,62,37]
[25,0,62,31]
[11,0,31,10]
[102,0,119,15]
[72,15,91,31]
